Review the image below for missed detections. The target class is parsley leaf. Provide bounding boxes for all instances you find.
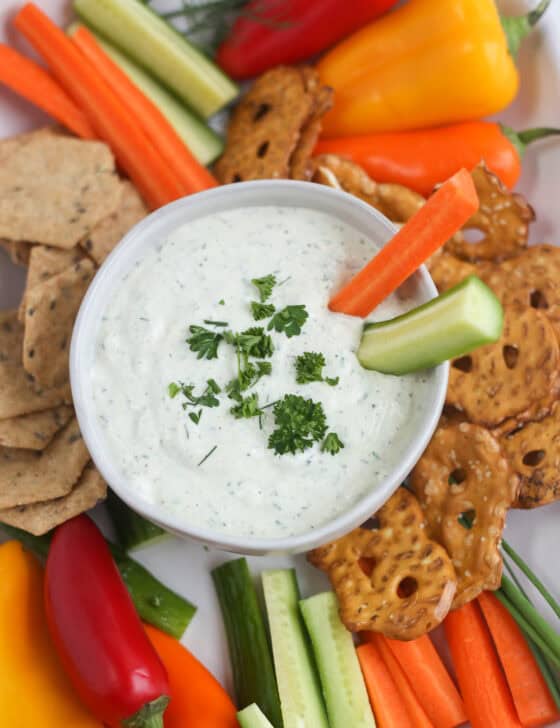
[189,409,203,425]
[251,301,276,321]
[230,392,264,419]
[268,305,308,338]
[251,273,277,302]
[238,327,274,358]
[268,394,327,455]
[226,361,272,402]
[321,432,345,455]
[168,382,181,398]
[168,379,221,409]
[186,325,223,360]
[295,352,339,386]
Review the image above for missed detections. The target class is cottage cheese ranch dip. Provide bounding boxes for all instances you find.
[92,205,433,538]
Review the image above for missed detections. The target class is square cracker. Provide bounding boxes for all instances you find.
[19,245,87,322]
[0,462,106,536]
[0,130,123,249]
[0,310,23,363]
[0,417,90,509]
[0,406,73,451]
[23,259,96,388]
[80,180,148,265]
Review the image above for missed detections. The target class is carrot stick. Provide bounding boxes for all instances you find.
[478,591,560,728]
[378,634,467,728]
[145,624,239,728]
[14,3,184,210]
[444,601,523,728]
[329,168,479,317]
[71,27,217,193]
[0,44,95,139]
[357,642,416,728]
[368,633,435,728]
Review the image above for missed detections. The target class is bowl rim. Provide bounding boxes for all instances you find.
[71,180,448,555]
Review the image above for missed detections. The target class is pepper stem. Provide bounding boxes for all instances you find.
[122,696,169,728]
[501,0,551,59]
[500,124,560,158]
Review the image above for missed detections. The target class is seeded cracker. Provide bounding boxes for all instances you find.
[445,162,534,262]
[290,71,333,181]
[214,67,320,183]
[0,417,89,509]
[308,488,457,639]
[0,406,73,451]
[0,462,106,536]
[447,305,560,427]
[0,130,122,249]
[0,310,23,363]
[80,180,148,265]
[23,259,96,388]
[497,402,560,509]
[411,423,518,608]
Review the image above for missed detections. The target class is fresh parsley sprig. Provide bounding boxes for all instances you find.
[227,361,271,402]
[167,379,221,425]
[268,305,308,338]
[186,325,223,360]
[295,352,339,386]
[252,273,277,302]
[230,392,264,419]
[268,394,327,455]
[321,432,345,455]
[251,301,276,321]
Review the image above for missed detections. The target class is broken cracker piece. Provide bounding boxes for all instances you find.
[308,488,457,639]
[80,180,148,265]
[445,162,534,262]
[0,406,73,451]
[23,259,96,388]
[447,305,560,427]
[0,130,122,249]
[411,423,518,609]
[0,462,106,536]
[0,417,89,509]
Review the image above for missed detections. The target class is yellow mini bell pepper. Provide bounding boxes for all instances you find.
[318,0,549,137]
[0,541,102,728]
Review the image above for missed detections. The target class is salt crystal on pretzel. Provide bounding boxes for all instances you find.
[308,488,457,640]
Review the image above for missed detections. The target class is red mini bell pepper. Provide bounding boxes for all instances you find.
[45,515,170,728]
[216,0,399,80]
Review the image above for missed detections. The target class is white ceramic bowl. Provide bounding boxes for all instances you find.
[71,180,448,555]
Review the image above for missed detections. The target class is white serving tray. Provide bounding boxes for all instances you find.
[1,0,559,716]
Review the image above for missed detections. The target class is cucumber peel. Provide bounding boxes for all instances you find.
[262,569,329,728]
[74,0,238,118]
[106,490,168,551]
[237,704,275,728]
[358,275,503,375]
[67,23,223,165]
[299,592,375,728]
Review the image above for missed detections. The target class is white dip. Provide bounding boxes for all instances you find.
[92,206,432,538]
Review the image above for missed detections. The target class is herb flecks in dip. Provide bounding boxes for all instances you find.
[92,206,432,538]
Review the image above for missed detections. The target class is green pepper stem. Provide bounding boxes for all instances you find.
[500,125,560,159]
[501,0,551,59]
[122,696,169,728]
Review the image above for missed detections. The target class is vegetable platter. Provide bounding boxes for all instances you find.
[1,0,560,726]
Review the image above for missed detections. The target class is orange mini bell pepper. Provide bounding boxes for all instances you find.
[318,0,550,137]
[0,541,101,727]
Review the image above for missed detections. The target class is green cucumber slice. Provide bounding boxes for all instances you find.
[299,592,375,728]
[237,704,275,728]
[73,0,238,118]
[357,275,503,375]
[68,23,223,165]
[106,490,168,551]
[212,559,283,728]
[262,570,329,728]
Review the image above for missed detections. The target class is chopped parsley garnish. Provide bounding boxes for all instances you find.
[295,352,339,386]
[168,382,181,398]
[189,409,203,425]
[197,445,217,466]
[203,319,229,327]
[168,379,221,409]
[230,393,264,419]
[227,361,272,402]
[321,432,345,455]
[219,299,225,305]
[251,273,276,302]
[268,305,309,338]
[186,325,223,360]
[251,301,276,321]
[268,394,327,455]
[230,327,274,359]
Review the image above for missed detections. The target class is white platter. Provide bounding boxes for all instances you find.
[1,0,559,714]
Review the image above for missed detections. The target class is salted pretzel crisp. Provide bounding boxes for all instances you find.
[308,488,457,640]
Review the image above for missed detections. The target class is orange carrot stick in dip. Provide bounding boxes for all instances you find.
[329,168,479,317]
[14,3,185,210]
[0,44,95,139]
[71,27,217,194]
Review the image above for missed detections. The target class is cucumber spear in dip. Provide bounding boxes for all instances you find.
[358,276,503,375]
